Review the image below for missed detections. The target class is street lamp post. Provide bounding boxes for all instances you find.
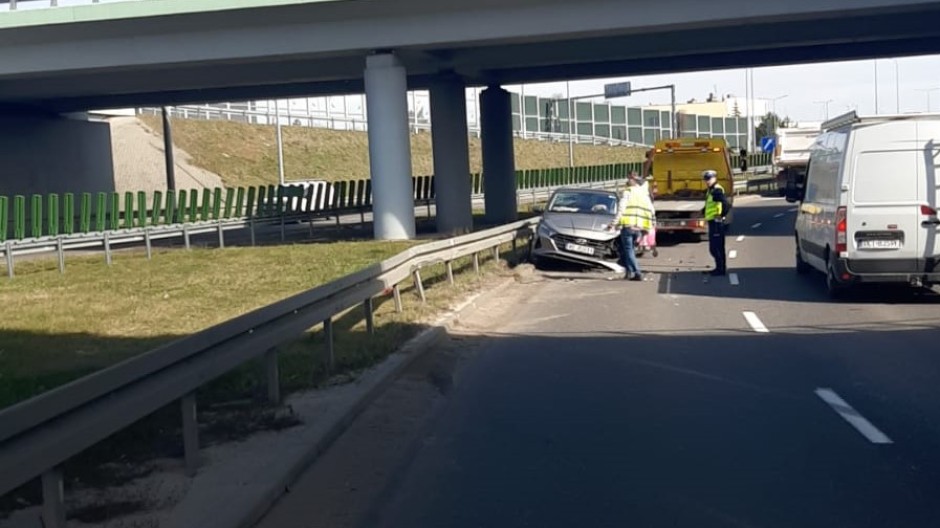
[814,99,834,120]
[894,59,900,114]
[915,87,940,112]
[874,59,879,115]
[769,94,788,136]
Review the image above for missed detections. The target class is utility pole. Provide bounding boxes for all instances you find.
[274,100,285,185]
[894,59,900,113]
[916,88,940,112]
[567,81,574,167]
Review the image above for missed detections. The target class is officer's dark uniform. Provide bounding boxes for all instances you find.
[703,170,732,276]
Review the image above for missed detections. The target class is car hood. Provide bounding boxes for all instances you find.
[542,212,619,240]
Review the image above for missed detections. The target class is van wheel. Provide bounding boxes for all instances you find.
[795,244,810,275]
[826,259,848,299]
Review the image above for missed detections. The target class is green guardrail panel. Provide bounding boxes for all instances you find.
[95,193,107,232]
[47,194,59,236]
[136,191,146,228]
[246,187,257,217]
[212,187,223,219]
[123,191,134,230]
[110,193,120,231]
[200,189,211,221]
[80,193,92,234]
[0,196,7,242]
[30,195,42,238]
[176,190,187,223]
[234,187,245,218]
[151,191,163,225]
[189,189,199,222]
[256,186,267,217]
[223,188,235,218]
[13,196,25,240]
[164,191,176,226]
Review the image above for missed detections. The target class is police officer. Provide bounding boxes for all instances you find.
[703,169,732,276]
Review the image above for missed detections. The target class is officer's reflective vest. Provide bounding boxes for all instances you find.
[705,183,725,221]
[619,189,654,230]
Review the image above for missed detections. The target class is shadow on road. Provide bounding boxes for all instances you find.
[658,265,940,305]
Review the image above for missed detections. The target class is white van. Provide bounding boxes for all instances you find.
[791,111,940,297]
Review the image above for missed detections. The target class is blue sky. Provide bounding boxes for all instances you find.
[507,54,940,122]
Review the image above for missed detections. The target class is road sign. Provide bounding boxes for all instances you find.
[760,137,776,153]
[604,82,632,99]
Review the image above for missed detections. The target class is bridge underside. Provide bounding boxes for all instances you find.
[0,0,937,111]
[1,0,938,240]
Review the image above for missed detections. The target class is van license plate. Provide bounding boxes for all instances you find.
[564,243,595,255]
[860,239,901,249]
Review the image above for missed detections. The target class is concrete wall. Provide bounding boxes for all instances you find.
[0,114,115,198]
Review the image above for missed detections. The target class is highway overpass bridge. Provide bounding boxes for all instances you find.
[2,0,940,238]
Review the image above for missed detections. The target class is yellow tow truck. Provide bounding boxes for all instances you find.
[643,138,735,238]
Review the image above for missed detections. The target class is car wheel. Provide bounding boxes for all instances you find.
[826,258,848,299]
[795,242,810,275]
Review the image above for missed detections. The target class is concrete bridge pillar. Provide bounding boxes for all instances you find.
[430,74,473,235]
[480,85,517,225]
[364,52,416,240]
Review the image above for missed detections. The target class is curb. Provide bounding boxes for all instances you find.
[167,276,516,528]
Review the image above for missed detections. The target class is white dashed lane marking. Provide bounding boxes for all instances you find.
[751,223,762,229]
[742,311,768,333]
[815,388,893,445]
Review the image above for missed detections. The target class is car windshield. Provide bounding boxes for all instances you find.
[547,191,619,215]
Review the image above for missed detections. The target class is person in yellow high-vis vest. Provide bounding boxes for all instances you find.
[618,176,654,281]
[702,169,732,276]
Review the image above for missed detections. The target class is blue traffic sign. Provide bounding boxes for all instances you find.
[760,137,776,153]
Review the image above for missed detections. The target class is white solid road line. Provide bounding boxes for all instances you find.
[751,223,762,229]
[736,235,745,242]
[742,311,768,333]
[729,273,740,285]
[729,250,738,259]
[815,388,893,444]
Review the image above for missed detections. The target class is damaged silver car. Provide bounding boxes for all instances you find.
[530,188,634,273]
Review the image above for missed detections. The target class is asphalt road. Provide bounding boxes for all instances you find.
[257,196,940,528]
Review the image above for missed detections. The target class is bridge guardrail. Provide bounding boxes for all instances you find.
[0,216,538,527]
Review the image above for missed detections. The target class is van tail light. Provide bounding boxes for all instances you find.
[835,206,847,253]
[920,205,937,216]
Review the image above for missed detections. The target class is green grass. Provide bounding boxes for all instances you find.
[0,240,415,408]
[138,114,646,188]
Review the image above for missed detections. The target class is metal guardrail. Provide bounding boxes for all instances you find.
[0,217,538,527]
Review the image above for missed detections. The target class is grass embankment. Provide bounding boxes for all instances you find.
[138,114,646,188]
[0,241,415,409]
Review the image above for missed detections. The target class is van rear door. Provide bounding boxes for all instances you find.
[848,149,922,273]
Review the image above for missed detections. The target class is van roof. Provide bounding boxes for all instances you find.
[822,110,940,131]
